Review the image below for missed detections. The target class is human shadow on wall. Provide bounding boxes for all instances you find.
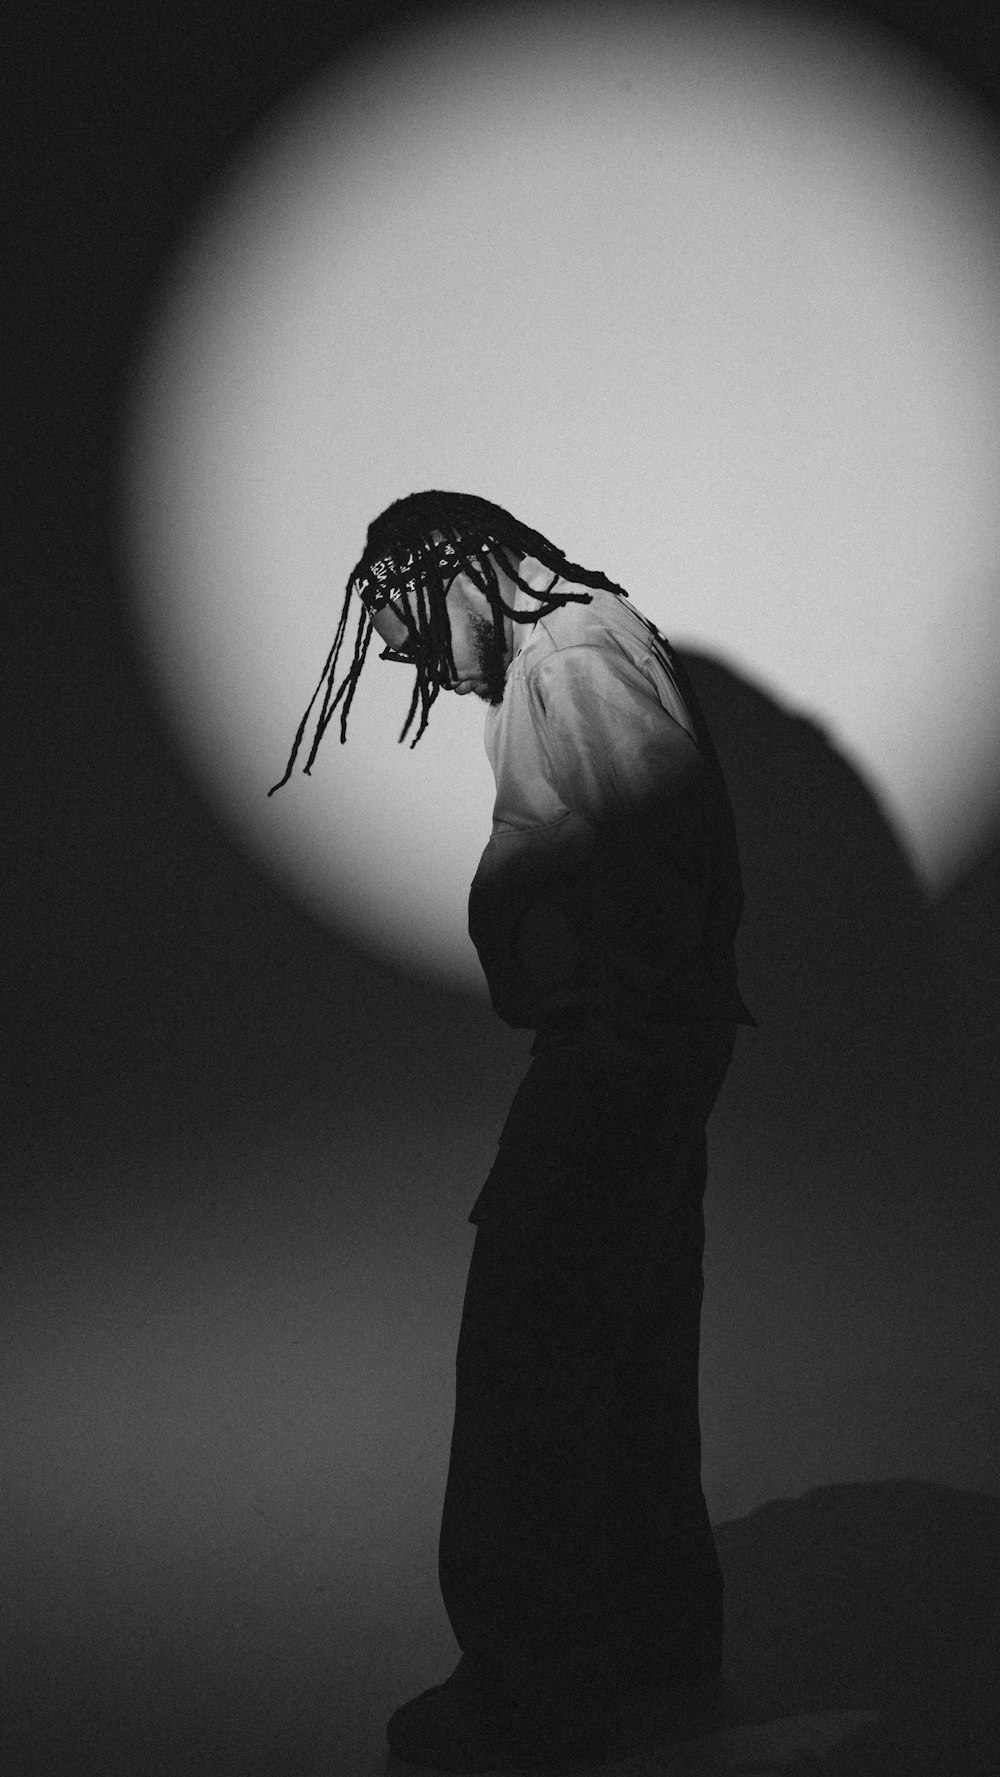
[611,1478,1000,1776]
[677,647,998,1187]
[593,659,1000,1772]
[582,653,1000,1772]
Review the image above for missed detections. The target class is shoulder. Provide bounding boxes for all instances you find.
[515,583,632,673]
[516,587,701,753]
[518,586,659,696]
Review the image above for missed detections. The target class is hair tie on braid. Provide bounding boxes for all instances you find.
[269,491,628,791]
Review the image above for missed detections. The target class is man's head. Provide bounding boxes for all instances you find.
[268,490,626,793]
[365,533,522,707]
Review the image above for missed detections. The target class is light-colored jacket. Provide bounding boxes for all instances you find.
[468,556,754,1058]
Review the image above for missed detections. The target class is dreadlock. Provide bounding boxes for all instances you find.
[268,491,629,794]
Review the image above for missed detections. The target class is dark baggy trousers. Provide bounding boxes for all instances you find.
[438,1020,737,1695]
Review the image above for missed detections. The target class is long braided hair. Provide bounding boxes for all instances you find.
[268,490,628,793]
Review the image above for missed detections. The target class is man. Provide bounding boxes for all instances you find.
[270,491,755,1774]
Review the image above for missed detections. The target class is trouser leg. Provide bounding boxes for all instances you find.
[604,1126,724,1673]
[438,1044,730,1692]
[438,1209,630,1690]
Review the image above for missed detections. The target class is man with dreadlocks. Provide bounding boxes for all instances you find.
[272,491,755,1774]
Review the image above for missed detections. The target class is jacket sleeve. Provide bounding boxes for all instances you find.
[527,643,710,1054]
[467,811,597,1030]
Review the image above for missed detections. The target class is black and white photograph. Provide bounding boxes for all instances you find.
[5,2,1000,1772]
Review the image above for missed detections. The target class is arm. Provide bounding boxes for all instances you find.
[528,644,709,1056]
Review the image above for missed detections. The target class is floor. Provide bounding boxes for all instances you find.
[4,1123,999,1777]
[5,1478,998,1776]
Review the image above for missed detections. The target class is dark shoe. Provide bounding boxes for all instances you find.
[506,1670,622,1774]
[387,1656,516,1772]
[387,1655,623,1775]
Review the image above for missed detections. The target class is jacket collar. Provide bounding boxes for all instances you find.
[508,555,563,667]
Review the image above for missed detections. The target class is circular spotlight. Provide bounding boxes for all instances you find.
[121,0,1000,990]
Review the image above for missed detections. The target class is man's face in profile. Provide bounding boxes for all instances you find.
[370,552,514,705]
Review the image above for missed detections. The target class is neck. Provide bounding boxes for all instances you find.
[489,549,524,664]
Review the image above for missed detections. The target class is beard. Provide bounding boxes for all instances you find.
[469,612,510,705]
